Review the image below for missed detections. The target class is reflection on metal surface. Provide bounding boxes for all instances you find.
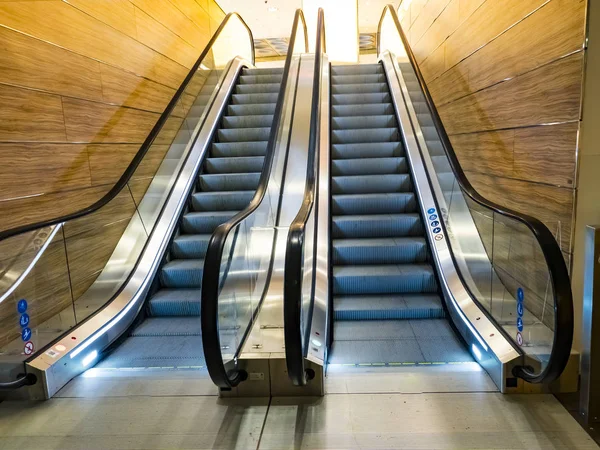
[26,58,247,399]
[380,51,520,391]
[239,54,316,360]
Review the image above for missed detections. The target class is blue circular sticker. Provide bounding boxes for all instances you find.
[517,287,524,302]
[429,214,438,221]
[19,313,30,328]
[427,208,436,214]
[433,227,441,234]
[517,317,524,332]
[21,327,32,342]
[17,299,27,314]
[430,221,440,227]
[517,302,524,317]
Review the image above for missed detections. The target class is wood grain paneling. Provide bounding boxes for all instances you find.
[0,83,66,142]
[0,26,103,102]
[449,130,514,179]
[429,0,586,106]
[63,98,160,143]
[410,0,452,46]
[0,144,92,199]
[100,65,177,114]
[0,1,188,88]
[170,0,211,36]
[65,0,138,39]
[412,0,458,64]
[438,52,582,135]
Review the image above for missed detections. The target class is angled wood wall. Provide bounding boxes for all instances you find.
[0,0,225,233]
[400,0,587,261]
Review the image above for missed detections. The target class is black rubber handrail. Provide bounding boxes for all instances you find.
[0,12,254,243]
[284,8,326,387]
[0,12,254,391]
[377,4,573,384]
[201,9,309,389]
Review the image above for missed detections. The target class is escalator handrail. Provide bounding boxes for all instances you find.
[377,4,573,384]
[284,8,326,387]
[0,12,255,243]
[201,9,309,389]
[0,12,254,391]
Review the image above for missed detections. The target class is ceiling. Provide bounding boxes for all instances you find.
[216,0,401,39]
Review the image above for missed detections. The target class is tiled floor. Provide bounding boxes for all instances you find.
[0,367,596,450]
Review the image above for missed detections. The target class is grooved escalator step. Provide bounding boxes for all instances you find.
[331,64,382,75]
[331,73,386,85]
[227,103,277,116]
[332,103,395,117]
[332,128,400,144]
[332,174,412,194]
[332,157,407,176]
[217,127,271,142]
[160,260,204,289]
[332,193,417,215]
[221,115,274,128]
[334,294,445,320]
[148,289,202,316]
[199,172,261,191]
[333,264,438,295]
[332,214,424,238]
[239,74,284,84]
[132,317,202,336]
[171,234,211,259]
[332,92,391,105]
[332,115,397,130]
[205,156,265,174]
[235,83,281,94]
[211,141,268,157]
[192,190,254,211]
[333,237,428,265]
[332,142,404,159]
[231,93,279,104]
[243,67,284,75]
[332,83,389,95]
[181,211,238,234]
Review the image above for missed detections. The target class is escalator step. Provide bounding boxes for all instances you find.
[331,64,382,75]
[334,294,445,320]
[332,192,417,215]
[331,73,386,84]
[199,172,261,191]
[331,128,400,144]
[333,264,438,295]
[333,237,427,265]
[332,103,395,117]
[332,115,397,130]
[332,92,391,105]
[221,114,274,128]
[181,211,238,233]
[132,317,202,336]
[332,142,404,159]
[191,190,254,211]
[243,67,284,75]
[227,103,276,116]
[235,83,280,94]
[231,93,279,104]
[160,260,204,289]
[332,174,412,194]
[239,74,284,84]
[211,141,268,157]
[205,156,265,174]
[332,214,423,238]
[332,82,389,95]
[171,234,211,259]
[332,157,407,176]
[148,289,202,316]
[217,127,271,142]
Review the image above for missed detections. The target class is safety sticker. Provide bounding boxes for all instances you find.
[434,234,444,241]
[17,299,27,314]
[23,341,34,355]
[19,313,30,328]
[45,349,60,358]
[516,332,523,346]
[21,327,31,342]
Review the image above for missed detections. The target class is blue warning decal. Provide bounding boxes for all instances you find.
[19,313,30,328]
[21,327,31,342]
[427,208,436,214]
[517,302,524,318]
[433,227,441,234]
[430,221,439,227]
[429,214,438,221]
[517,287,524,302]
[517,317,523,332]
[17,299,27,314]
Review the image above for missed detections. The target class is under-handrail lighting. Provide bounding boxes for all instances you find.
[82,350,98,367]
[471,344,482,361]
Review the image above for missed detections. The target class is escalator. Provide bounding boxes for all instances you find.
[96,68,283,371]
[328,63,471,365]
